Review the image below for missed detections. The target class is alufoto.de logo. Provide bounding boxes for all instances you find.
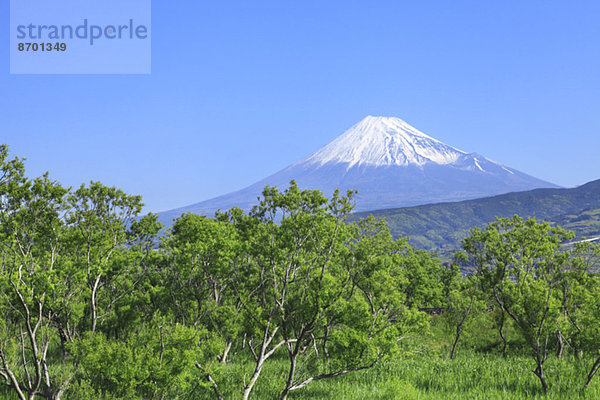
[15,19,150,45]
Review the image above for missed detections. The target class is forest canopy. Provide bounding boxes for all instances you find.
[0,144,599,400]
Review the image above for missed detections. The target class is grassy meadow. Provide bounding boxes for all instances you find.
[185,315,600,400]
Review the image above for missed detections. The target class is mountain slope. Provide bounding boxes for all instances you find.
[158,116,559,225]
[352,179,600,256]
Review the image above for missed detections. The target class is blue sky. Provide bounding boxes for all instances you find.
[2,1,600,213]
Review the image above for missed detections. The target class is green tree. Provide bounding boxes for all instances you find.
[156,212,246,399]
[462,216,574,393]
[162,213,240,360]
[69,315,208,400]
[65,182,143,334]
[0,145,165,399]
[0,147,73,399]
[559,242,600,388]
[438,254,485,360]
[225,182,427,400]
[462,220,518,358]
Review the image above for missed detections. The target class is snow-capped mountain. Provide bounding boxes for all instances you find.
[158,116,559,223]
[302,116,464,168]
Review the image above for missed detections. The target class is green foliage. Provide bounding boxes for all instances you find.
[460,216,581,392]
[215,182,431,399]
[69,317,208,399]
[161,213,241,341]
[3,144,600,399]
[0,146,160,400]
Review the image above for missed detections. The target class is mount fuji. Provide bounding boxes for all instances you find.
[158,116,559,223]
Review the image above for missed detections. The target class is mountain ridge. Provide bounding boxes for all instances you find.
[351,179,600,257]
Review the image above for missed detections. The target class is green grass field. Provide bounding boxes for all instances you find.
[190,315,600,400]
[192,353,600,399]
[3,354,597,399]
[2,316,599,400]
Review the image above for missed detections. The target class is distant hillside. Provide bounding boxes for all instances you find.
[552,208,600,239]
[352,179,600,256]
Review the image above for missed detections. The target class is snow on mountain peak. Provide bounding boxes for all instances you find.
[301,116,467,168]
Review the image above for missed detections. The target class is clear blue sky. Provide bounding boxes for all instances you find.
[2,1,599,213]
